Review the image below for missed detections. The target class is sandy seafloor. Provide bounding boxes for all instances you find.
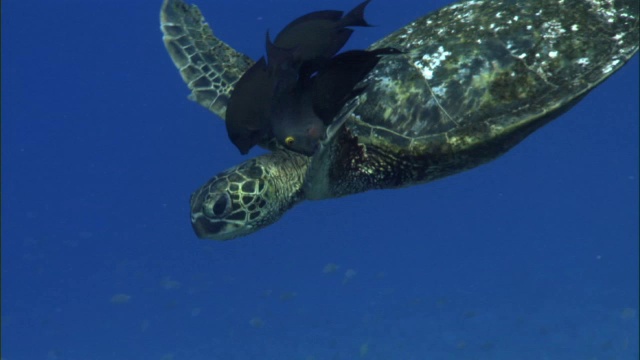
[1,0,638,359]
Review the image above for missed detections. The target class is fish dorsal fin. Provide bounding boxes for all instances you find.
[265,31,295,69]
[277,10,344,36]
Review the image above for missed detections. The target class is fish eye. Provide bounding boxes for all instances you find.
[285,136,295,146]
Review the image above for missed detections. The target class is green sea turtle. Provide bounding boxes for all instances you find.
[160,0,638,240]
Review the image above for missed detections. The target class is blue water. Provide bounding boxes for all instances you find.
[2,0,638,359]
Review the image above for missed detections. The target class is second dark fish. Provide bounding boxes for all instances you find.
[225,0,397,156]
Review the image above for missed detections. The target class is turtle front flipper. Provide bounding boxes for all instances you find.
[160,0,254,119]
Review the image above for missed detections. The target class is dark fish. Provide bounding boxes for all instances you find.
[270,48,401,155]
[271,0,372,77]
[225,57,274,154]
[225,0,387,155]
[311,48,402,123]
[270,86,326,156]
[265,32,301,95]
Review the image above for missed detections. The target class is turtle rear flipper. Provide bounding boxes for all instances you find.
[160,0,253,119]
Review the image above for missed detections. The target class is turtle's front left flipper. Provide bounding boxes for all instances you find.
[160,0,254,119]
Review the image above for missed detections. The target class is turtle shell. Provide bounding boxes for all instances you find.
[347,0,638,156]
[301,0,638,199]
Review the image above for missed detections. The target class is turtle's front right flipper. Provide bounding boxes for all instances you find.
[160,0,254,120]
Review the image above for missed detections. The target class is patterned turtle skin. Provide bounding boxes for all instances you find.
[160,0,638,240]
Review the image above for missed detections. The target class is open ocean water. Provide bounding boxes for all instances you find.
[2,0,638,359]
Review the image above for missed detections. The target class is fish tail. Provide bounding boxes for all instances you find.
[342,0,373,27]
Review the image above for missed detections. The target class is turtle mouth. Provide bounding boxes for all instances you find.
[190,213,222,239]
[190,212,244,241]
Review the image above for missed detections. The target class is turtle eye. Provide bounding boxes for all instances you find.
[285,136,295,146]
[204,193,231,218]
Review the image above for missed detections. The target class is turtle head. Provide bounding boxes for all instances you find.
[190,160,273,240]
[190,152,308,240]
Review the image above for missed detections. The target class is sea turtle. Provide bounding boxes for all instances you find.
[160,0,638,240]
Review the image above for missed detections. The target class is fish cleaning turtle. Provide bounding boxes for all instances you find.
[225,0,400,156]
[160,0,638,240]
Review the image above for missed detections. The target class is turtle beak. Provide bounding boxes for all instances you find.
[191,213,219,239]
